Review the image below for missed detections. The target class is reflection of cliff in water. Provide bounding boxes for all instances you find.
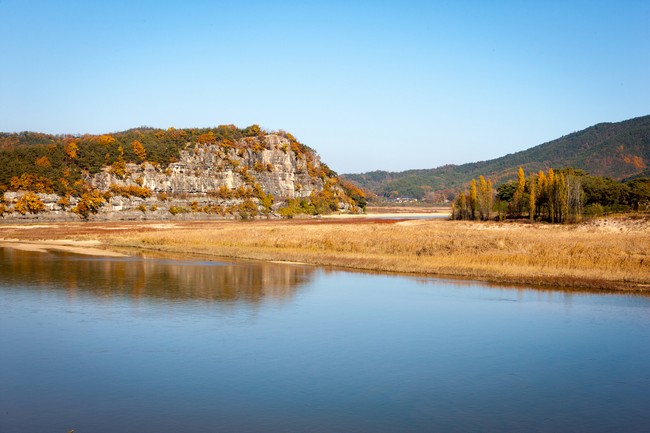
[0,248,313,303]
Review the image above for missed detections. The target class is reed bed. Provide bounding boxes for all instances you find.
[1,216,647,291]
[84,216,650,291]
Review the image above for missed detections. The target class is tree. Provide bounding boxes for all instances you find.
[71,190,105,220]
[469,179,478,220]
[528,180,536,221]
[496,181,517,202]
[35,156,51,168]
[566,172,584,222]
[477,175,492,220]
[14,192,45,215]
[512,167,526,217]
[626,178,650,211]
[132,140,147,162]
[97,135,116,147]
[64,139,78,160]
[110,146,127,178]
[536,171,547,220]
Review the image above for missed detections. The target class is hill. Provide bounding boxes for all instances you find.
[0,125,364,220]
[343,115,650,199]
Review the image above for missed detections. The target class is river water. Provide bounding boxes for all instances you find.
[1,247,649,433]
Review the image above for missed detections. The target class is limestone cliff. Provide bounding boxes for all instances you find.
[0,129,364,221]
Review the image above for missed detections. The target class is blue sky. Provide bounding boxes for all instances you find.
[1,1,648,173]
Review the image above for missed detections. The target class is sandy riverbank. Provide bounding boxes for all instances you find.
[0,214,648,292]
[0,239,127,257]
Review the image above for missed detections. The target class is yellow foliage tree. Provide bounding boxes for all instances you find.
[132,140,147,162]
[469,179,478,220]
[513,167,526,217]
[110,146,127,178]
[35,156,51,168]
[64,140,78,159]
[71,190,105,220]
[97,135,116,146]
[14,192,45,215]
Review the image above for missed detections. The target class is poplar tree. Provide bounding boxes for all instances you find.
[536,170,547,220]
[456,192,467,220]
[529,180,536,221]
[477,175,492,220]
[547,168,556,222]
[566,173,584,222]
[513,167,526,217]
[486,179,493,220]
[469,179,478,220]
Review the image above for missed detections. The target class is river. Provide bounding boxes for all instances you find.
[1,247,649,432]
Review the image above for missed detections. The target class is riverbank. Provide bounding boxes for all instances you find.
[1,215,648,291]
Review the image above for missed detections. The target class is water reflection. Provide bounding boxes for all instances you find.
[0,247,313,303]
[2,247,650,433]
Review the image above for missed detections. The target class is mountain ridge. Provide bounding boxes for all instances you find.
[343,115,650,199]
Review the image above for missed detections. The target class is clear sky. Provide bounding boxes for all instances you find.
[1,1,648,173]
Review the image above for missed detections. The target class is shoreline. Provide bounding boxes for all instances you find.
[1,215,648,293]
[0,239,127,257]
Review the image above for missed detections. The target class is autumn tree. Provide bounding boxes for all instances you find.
[14,192,45,215]
[196,131,216,144]
[64,139,78,160]
[477,175,493,220]
[132,140,147,162]
[512,167,527,217]
[35,156,51,168]
[71,190,105,220]
[535,170,547,220]
[110,146,127,178]
[469,179,478,220]
[528,180,536,221]
[97,134,116,147]
[454,192,468,220]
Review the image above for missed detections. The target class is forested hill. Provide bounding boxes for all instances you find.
[0,125,366,220]
[343,115,650,199]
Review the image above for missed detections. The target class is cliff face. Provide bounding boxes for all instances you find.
[1,131,360,221]
[92,135,322,198]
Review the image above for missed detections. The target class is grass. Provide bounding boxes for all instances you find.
[1,215,648,291]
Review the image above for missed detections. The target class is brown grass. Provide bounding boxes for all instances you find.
[1,215,648,292]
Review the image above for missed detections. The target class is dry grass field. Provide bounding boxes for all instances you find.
[1,214,648,292]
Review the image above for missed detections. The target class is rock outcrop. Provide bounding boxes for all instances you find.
[1,132,361,221]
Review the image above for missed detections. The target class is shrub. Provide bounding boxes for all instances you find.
[71,190,105,220]
[109,184,152,199]
[14,192,46,215]
[169,205,189,216]
[584,203,604,217]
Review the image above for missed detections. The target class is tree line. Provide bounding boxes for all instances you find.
[452,167,649,222]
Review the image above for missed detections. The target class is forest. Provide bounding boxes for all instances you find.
[452,167,650,222]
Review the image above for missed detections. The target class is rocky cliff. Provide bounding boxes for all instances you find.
[0,128,364,221]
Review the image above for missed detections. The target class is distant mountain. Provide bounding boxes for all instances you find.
[343,115,650,199]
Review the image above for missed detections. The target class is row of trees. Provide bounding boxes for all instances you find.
[453,167,650,223]
[451,176,494,221]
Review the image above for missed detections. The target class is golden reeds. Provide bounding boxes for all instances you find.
[94,217,650,291]
[1,216,648,291]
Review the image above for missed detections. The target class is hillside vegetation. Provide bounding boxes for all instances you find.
[344,115,650,199]
[0,125,365,220]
